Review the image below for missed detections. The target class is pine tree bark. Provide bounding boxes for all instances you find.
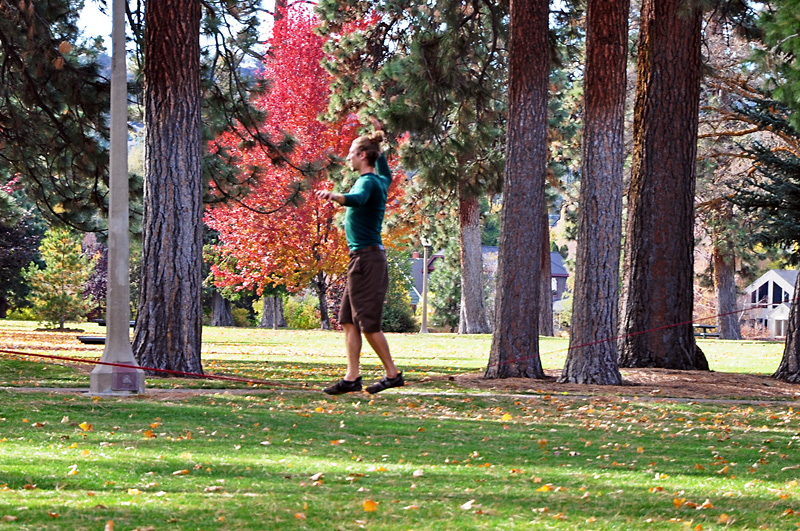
[712,206,741,340]
[485,0,548,379]
[211,291,234,327]
[560,0,627,384]
[458,188,490,334]
[539,210,554,337]
[774,272,800,382]
[133,0,204,375]
[618,0,708,371]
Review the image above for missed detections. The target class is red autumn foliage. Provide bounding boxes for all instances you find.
[205,6,357,296]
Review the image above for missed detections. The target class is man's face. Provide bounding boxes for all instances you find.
[347,142,365,172]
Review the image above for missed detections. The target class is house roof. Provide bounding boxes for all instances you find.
[409,247,570,304]
[745,269,798,294]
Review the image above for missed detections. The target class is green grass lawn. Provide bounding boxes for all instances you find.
[0,319,788,391]
[1,389,799,530]
[1,320,798,530]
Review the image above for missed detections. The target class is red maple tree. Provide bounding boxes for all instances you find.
[205,6,405,329]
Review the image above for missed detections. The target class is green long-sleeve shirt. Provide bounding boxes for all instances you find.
[342,154,392,251]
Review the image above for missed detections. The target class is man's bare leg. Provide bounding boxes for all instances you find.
[364,331,399,378]
[343,323,363,381]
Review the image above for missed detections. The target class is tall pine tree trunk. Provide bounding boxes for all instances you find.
[458,188,490,334]
[133,0,204,374]
[485,0,548,379]
[211,290,234,327]
[539,211,554,337]
[618,0,708,371]
[560,0,627,384]
[712,205,741,340]
[774,272,800,382]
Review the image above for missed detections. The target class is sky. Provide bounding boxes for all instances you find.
[77,2,111,43]
[75,1,285,50]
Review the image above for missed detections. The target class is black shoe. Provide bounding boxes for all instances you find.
[323,376,363,395]
[366,372,404,394]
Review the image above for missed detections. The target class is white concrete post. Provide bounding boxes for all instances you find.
[90,0,146,394]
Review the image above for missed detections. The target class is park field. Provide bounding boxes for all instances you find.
[1,320,799,530]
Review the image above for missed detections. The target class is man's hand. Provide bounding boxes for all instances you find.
[316,190,345,205]
[369,117,382,132]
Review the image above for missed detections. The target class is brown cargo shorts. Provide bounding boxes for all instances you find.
[338,246,388,334]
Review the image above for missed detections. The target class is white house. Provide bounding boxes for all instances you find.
[743,269,797,338]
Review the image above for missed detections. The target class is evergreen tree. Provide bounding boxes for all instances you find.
[618,0,709,371]
[729,102,800,381]
[23,226,97,329]
[382,247,417,333]
[317,0,507,334]
[560,0,628,385]
[485,0,550,379]
[0,178,46,318]
[0,0,110,231]
[429,243,461,333]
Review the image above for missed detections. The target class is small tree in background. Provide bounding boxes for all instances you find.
[23,227,97,329]
[429,243,461,333]
[382,247,417,333]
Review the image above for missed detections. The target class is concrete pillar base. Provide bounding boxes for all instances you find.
[90,365,146,395]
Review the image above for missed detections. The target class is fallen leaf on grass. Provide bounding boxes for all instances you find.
[718,514,732,524]
[79,422,92,432]
[172,470,189,476]
[143,430,156,439]
[2,516,18,522]
[673,498,686,508]
[127,489,142,496]
[500,413,513,422]
[204,486,224,493]
[460,499,476,510]
[103,521,113,531]
[362,500,378,512]
[412,469,424,477]
[295,513,306,519]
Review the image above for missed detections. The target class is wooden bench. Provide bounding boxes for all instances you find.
[693,324,719,339]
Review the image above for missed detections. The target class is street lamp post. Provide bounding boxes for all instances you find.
[89,0,145,395]
[419,237,431,334]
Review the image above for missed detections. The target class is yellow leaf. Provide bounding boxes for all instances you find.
[315,407,324,413]
[537,484,553,492]
[143,430,156,439]
[501,413,513,422]
[717,514,731,524]
[79,422,92,432]
[637,447,644,453]
[127,488,142,495]
[697,499,713,510]
[362,499,378,512]
[673,497,686,508]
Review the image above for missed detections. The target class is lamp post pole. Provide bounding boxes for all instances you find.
[90,0,145,394]
[419,237,431,334]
